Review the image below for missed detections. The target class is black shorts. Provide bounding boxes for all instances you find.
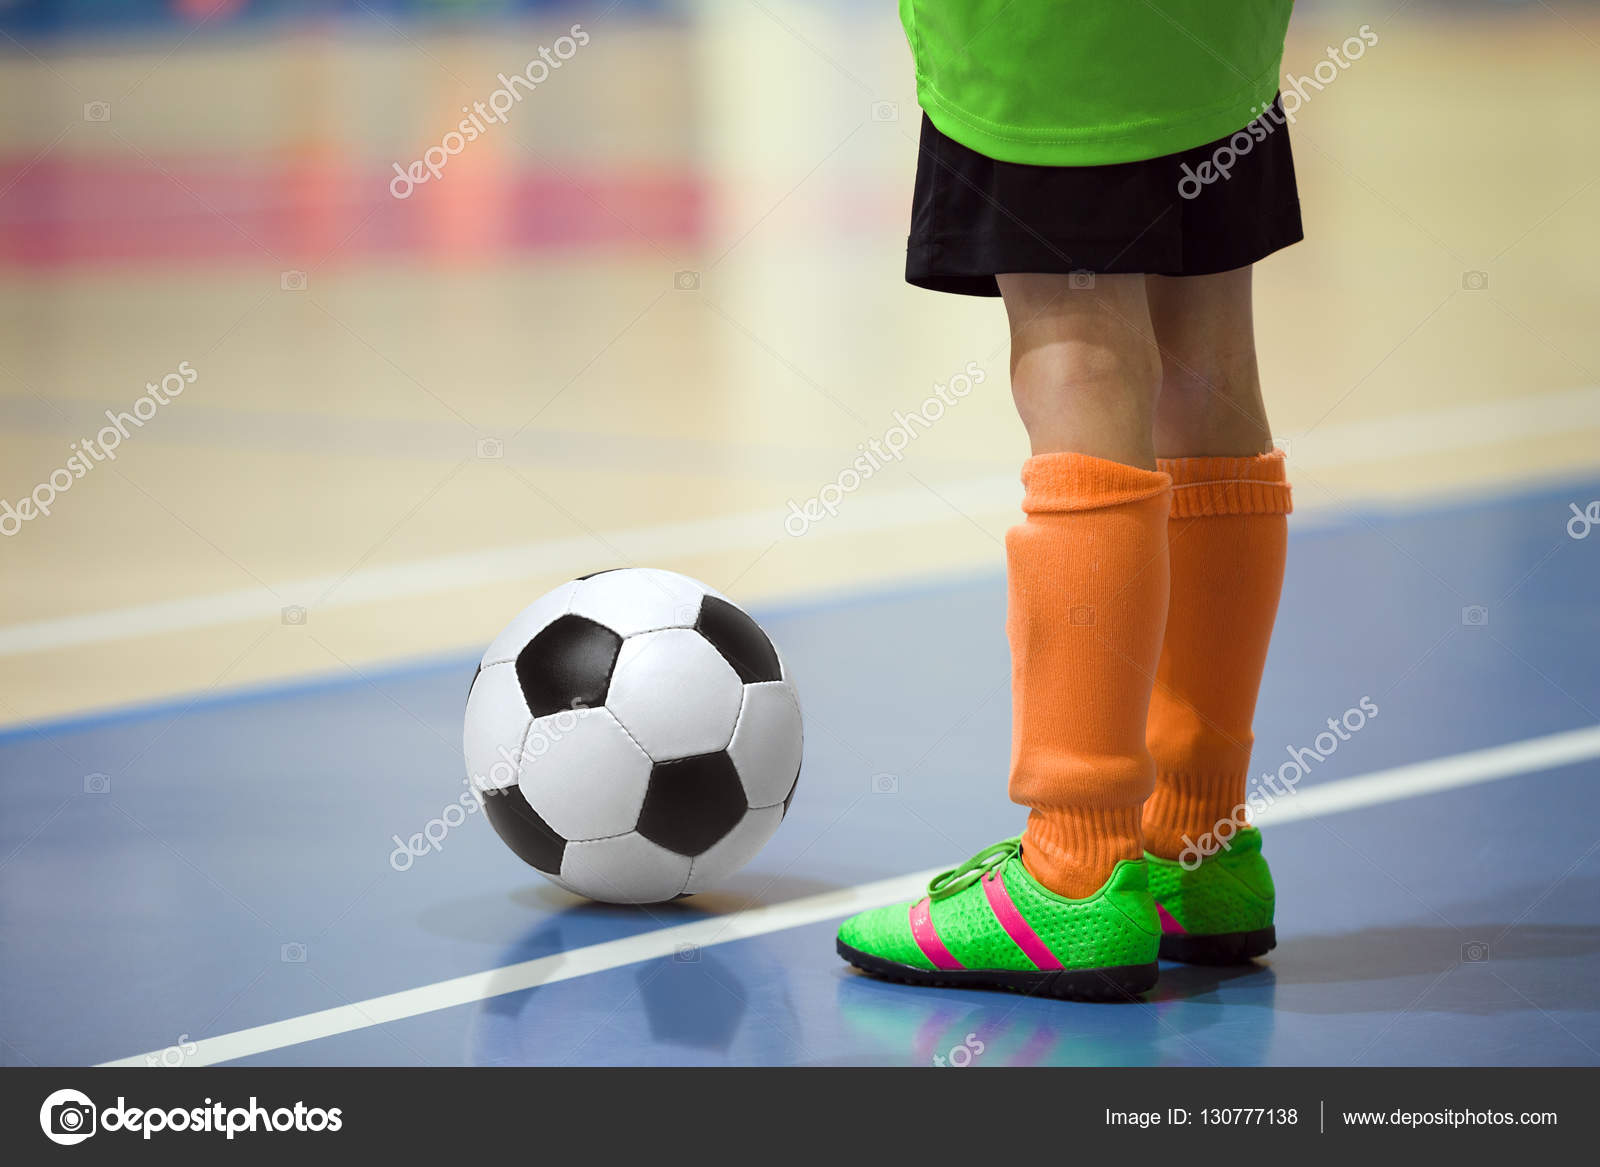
[906,99,1304,296]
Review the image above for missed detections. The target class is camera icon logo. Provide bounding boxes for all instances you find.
[83,102,111,123]
[281,941,307,963]
[476,436,504,460]
[674,943,700,963]
[871,100,899,122]
[281,605,307,626]
[1069,604,1096,627]
[1461,941,1490,963]
[673,270,700,291]
[870,773,898,795]
[1068,269,1096,290]
[1461,270,1489,291]
[83,773,110,795]
[1461,605,1489,627]
[280,270,308,292]
[39,1088,97,1145]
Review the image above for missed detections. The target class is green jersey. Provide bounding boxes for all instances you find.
[900,0,1293,166]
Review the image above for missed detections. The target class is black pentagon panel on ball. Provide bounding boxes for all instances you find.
[638,752,748,856]
[480,785,566,874]
[694,596,782,684]
[514,614,623,717]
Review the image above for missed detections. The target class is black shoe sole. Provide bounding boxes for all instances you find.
[836,940,1157,1001]
[1158,926,1275,965]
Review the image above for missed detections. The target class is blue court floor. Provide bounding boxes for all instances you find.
[3,479,1598,1066]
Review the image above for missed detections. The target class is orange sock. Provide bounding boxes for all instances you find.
[1007,453,1172,898]
[1143,451,1292,860]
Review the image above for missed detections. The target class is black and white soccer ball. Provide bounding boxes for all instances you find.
[463,568,802,903]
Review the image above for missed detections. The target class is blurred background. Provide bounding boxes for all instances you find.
[2,0,1597,728]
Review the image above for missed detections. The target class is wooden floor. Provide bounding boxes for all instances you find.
[2,7,1597,727]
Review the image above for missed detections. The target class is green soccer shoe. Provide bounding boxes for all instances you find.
[836,838,1160,1001]
[1147,825,1276,964]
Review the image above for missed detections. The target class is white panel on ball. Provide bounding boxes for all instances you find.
[518,708,653,841]
[560,832,693,903]
[568,568,711,637]
[605,628,744,759]
[480,579,580,666]
[681,804,784,894]
[542,872,580,897]
[463,662,533,794]
[725,681,803,807]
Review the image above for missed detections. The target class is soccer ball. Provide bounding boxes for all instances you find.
[464,568,802,903]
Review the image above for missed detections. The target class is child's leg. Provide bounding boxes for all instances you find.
[996,273,1172,898]
[834,274,1174,992]
[1141,267,1292,861]
[1148,268,1271,458]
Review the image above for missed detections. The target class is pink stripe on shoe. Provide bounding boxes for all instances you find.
[1156,904,1187,935]
[981,869,1063,970]
[908,897,964,971]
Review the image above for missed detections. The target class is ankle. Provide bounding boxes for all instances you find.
[1020,806,1144,898]
[1142,774,1249,861]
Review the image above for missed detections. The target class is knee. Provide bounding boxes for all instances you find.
[1010,333,1162,422]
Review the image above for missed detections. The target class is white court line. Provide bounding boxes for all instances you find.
[1252,724,1600,827]
[8,384,1600,657]
[96,867,943,1069]
[98,722,1600,1067]
[0,477,1013,656]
